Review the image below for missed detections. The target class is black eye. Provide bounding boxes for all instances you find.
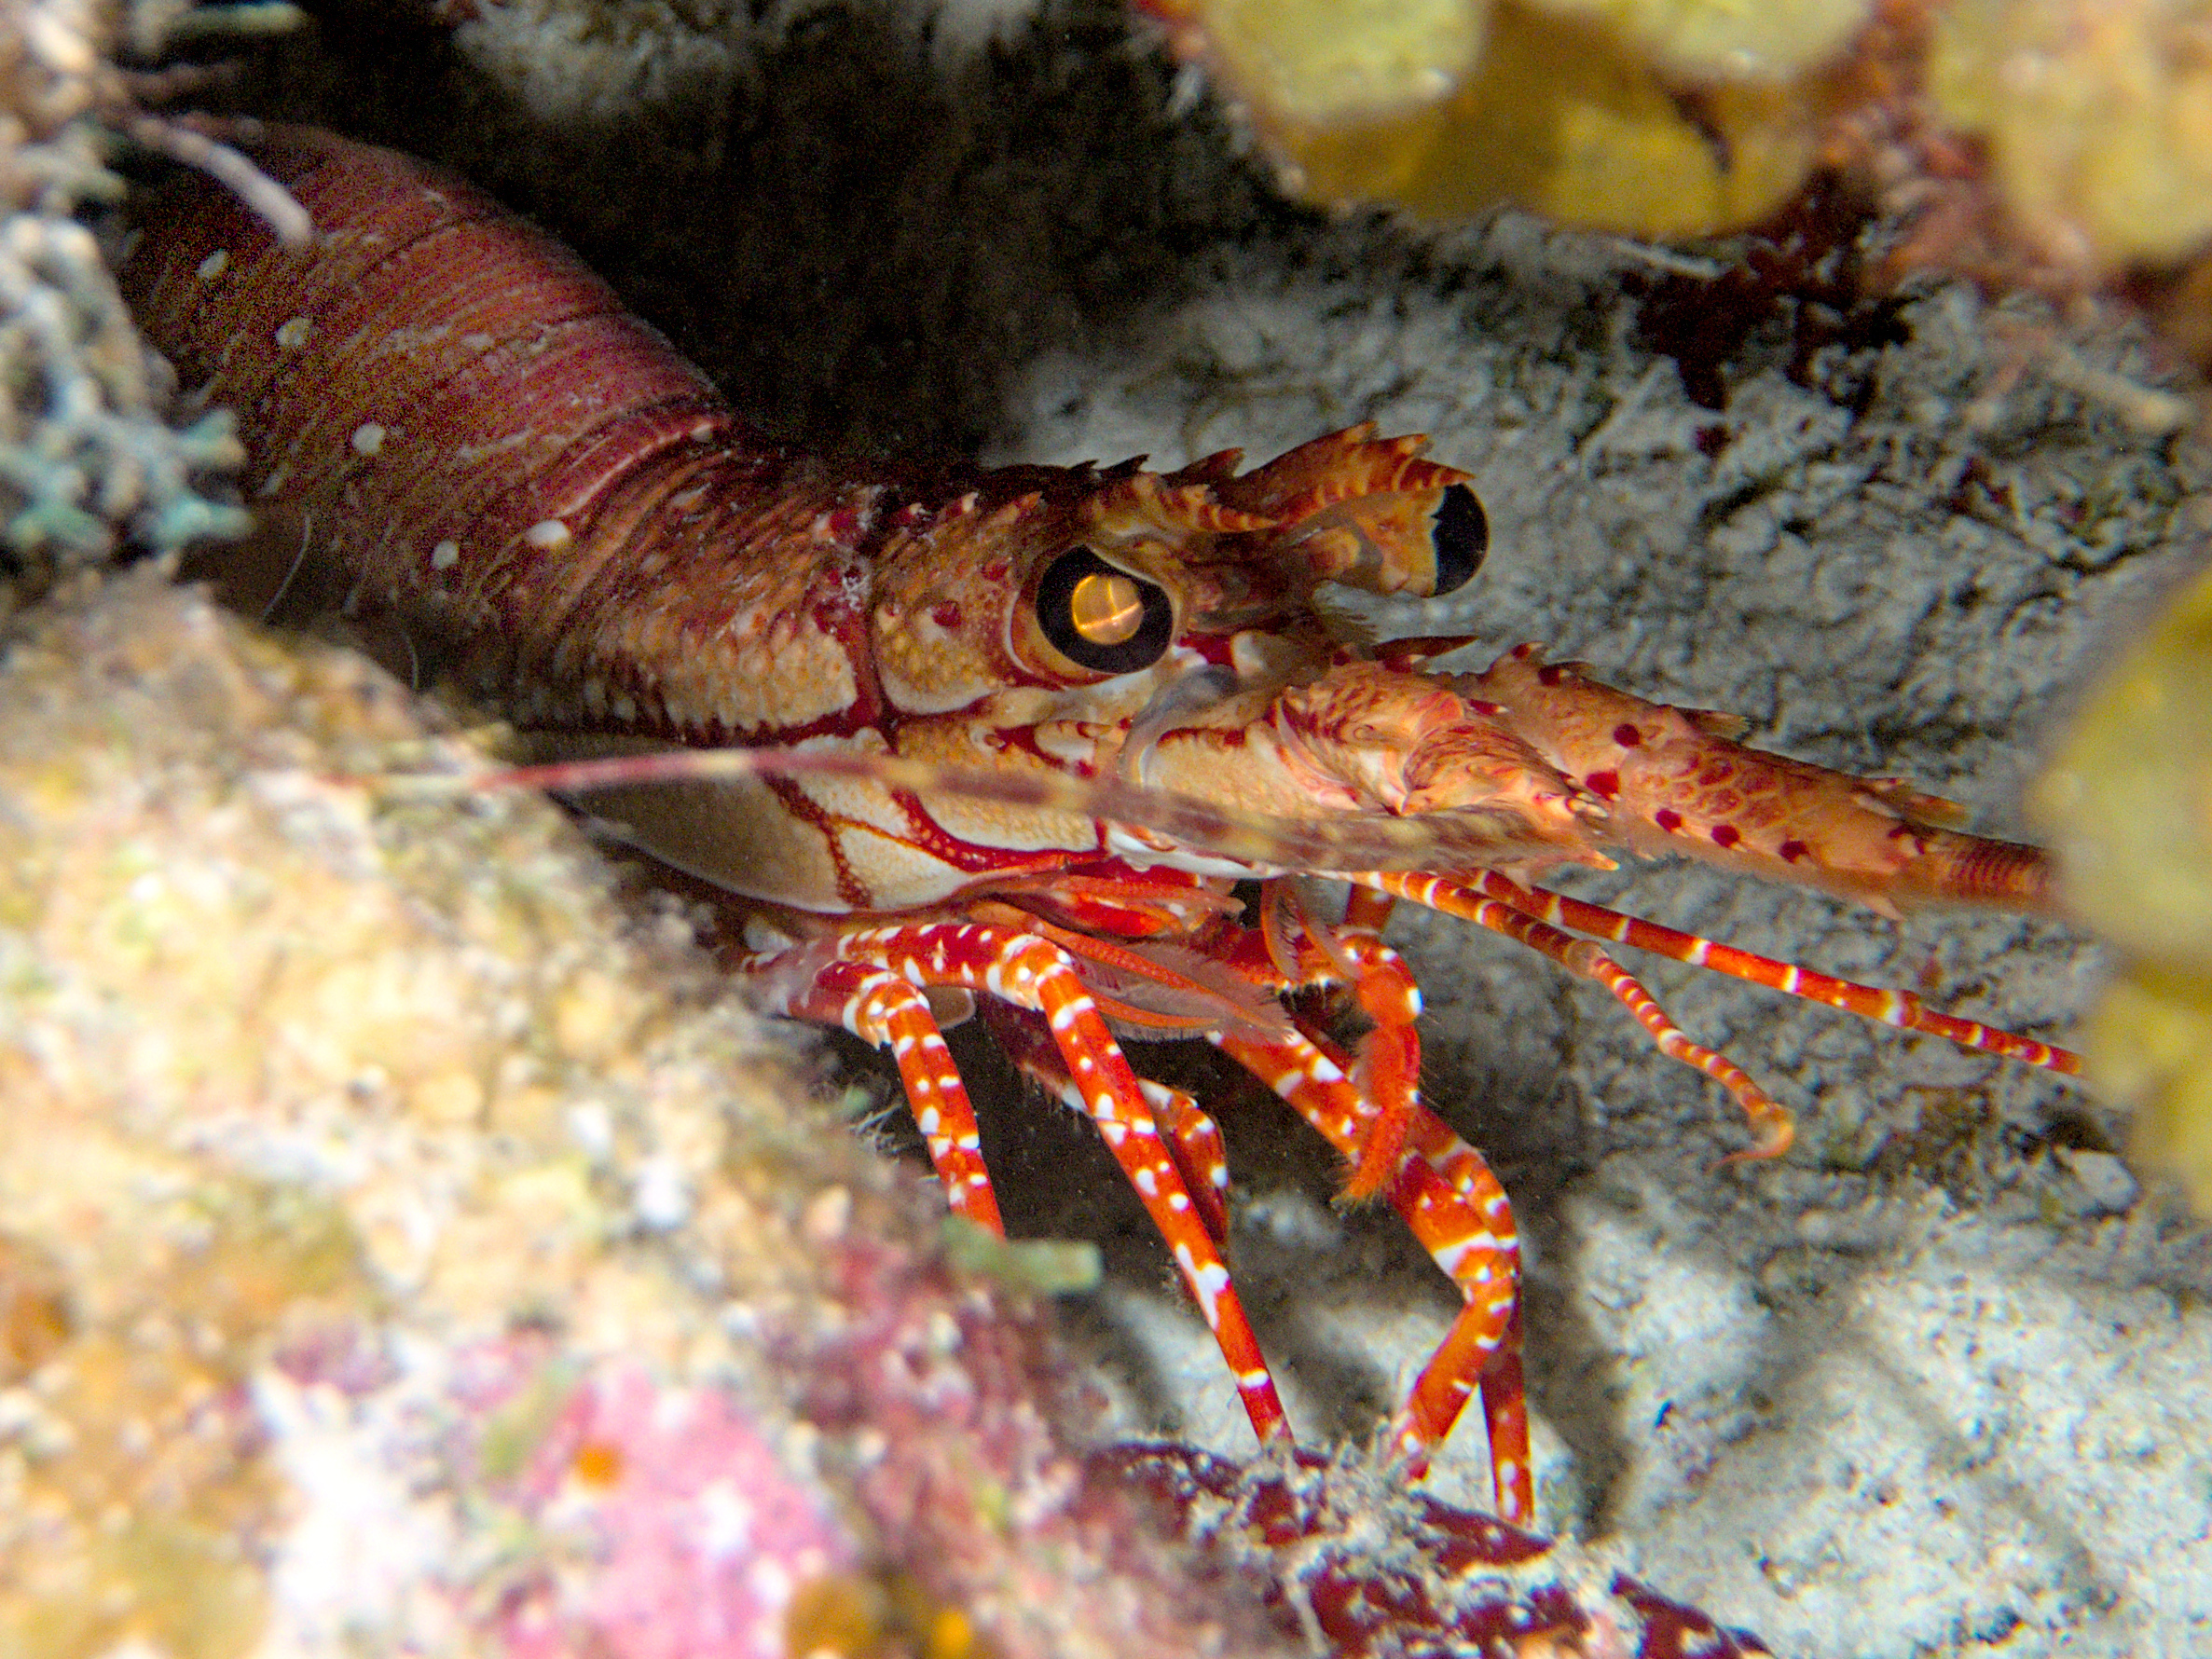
[1035,545,1176,674]
[1430,483,1487,596]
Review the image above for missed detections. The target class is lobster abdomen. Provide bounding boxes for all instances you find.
[122,128,894,747]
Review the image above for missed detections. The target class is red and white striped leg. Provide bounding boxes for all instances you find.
[1053,1075,1235,1253]
[1462,868,2080,1073]
[1363,871,1798,1160]
[980,1002,1234,1248]
[749,922,1292,1449]
[772,956,1005,1234]
[1147,1079,1234,1248]
[1333,931,1424,1202]
[1215,1023,1532,1523]
[1247,884,1426,1202]
[1340,884,1397,935]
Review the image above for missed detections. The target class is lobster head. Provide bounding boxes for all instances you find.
[860,424,2033,912]
[860,426,1617,886]
[869,425,1486,701]
[1065,423,1491,631]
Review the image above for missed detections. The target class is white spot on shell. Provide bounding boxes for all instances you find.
[275,316,311,350]
[430,540,460,569]
[350,423,386,456]
[525,518,571,548]
[196,249,228,281]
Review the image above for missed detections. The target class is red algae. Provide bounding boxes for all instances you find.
[485,1361,858,1659]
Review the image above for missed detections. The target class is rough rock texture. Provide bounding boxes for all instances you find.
[0,570,1293,1659]
[982,204,2212,1658]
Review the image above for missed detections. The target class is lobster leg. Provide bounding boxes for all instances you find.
[1252,883,1426,1201]
[748,923,1293,1448]
[1461,869,2081,1072]
[1340,950,1423,1205]
[1341,885,1398,935]
[1215,1022,1532,1522]
[981,1002,1235,1249]
[1131,1076,1237,1253]
[778,959,1005,1234]
[1363,872,1798,1160]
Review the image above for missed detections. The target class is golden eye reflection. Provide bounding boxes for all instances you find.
[1068,569,1146,646]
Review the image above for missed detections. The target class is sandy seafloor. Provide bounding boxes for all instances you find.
[676,11,2212,1657]
[976,236,2212,1655]
[137,0,2212,1651]
[947,115,2212,1659]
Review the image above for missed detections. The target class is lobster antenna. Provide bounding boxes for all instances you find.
[368,742,1597,878]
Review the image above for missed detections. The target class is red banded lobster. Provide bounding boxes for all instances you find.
[120,127,2078,1529]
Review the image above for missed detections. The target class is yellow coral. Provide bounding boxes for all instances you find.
[1159,0,1852,235]
[1931,0,2212,267]
[1195,0,1488,125]
[2035,565,2212,974]
[2035,563,2212,1212]
[2085,972,2212,1213]
[1525,0,1873,81]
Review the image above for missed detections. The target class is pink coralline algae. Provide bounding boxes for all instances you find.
[481,1362,857,1659]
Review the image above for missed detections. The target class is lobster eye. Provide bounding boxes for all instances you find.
[1429,483,1487,596]
[1036,545,1175,674]
[1070,569,1146,646]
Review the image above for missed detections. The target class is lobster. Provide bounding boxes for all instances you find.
[118,127,2079,1529]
